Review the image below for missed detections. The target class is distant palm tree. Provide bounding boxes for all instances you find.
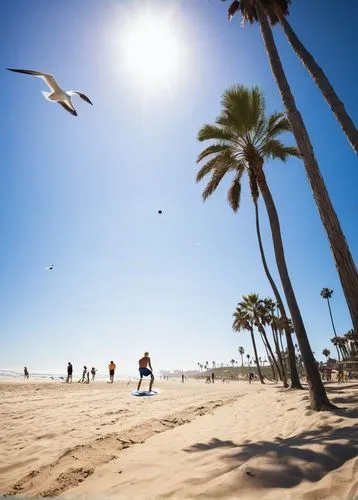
[245,293,285,385]
[238,346,245,367]
[230,359,236,367]
[260,297,288,386]
[322,349,330,360]
[321,288,340,361]
[212,361,216,369]
[246,353,251,367]
[233,303,264,383]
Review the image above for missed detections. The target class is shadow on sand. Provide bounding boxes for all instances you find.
[183,386,358,489]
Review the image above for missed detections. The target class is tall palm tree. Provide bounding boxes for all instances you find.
[225,0,358,152]
[234,308,264,383]
[222,4,358,410]
[226,0,358,345]
[321,287,340,361]
[238,346,245,366]
[196,85,303,389]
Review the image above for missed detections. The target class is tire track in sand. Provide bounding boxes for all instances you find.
[5,395,243,497]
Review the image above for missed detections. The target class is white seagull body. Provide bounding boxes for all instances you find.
[7,68,93,116]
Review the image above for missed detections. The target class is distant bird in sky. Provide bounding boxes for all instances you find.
[7,68,93,116]
[158,210,163,214]
[45,265,54,271]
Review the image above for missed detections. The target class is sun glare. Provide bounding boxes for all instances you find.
[121,9,185,91]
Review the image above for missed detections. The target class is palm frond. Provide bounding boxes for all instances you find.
[261,140,300,161]
[196,143,230,163]
[197,124,233,143]
[266,112,291,138]
[201,156,233,200]
[221,85,258,131]
[227,168,244,211]
[228,0,240,21]
[250,86,265,129]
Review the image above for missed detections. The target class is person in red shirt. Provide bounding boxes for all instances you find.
[137,352,154,392]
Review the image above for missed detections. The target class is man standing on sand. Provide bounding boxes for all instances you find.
[137,352,154,392]
[108,361,116,383]
[66,362,73,383]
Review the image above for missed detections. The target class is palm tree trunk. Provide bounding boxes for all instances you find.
[278,16,358,154]
[255,1,358,337]
[254,164,334,410]
[261,337,277,380]
[250,325,265,383]
[271,325,288,386]
[259,329,281,381]
[261,324,288,387]
[253,199,303,388]
[327,297,338,337]
[241,354,244,367]
[327,297,341,361]
[278,332,287,375]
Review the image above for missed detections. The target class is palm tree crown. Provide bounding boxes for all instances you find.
[196,85,299,209]
[320,288,333,300]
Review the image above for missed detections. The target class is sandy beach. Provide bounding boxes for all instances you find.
[0,379,357,499]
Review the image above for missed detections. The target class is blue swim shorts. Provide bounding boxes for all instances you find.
[139,367,153,378]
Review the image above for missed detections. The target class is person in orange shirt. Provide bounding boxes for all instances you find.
[137,352,154,392]
[108,361,116,383]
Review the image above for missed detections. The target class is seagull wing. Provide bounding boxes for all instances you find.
[67,91,93,105]
[58,101,77,116]
[7,68,62,93]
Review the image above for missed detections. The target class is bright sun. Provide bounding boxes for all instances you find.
[121,10,184,90]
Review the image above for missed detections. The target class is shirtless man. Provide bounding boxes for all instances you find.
[108,361,116,383]
[137,352,154,392]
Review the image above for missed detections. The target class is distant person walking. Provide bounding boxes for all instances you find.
[137,352,154,392]
[66,362,73,383]
[211,372,215,383]
[181,374,185,383]
[81,366,87,383]
[91,367,97,382]
[24,367,29,379]
[108,361,116,383]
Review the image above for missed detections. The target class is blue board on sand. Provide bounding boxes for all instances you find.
[131,390,158,397]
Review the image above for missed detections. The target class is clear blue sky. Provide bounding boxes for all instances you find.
[0,0,357,376]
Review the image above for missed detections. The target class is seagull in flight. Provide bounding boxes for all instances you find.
[7,68,93,116]
[45,265,54,271]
